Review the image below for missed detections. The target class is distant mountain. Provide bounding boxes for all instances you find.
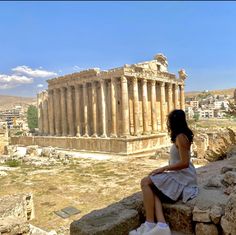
[185,88,235,98]
[0,95,36,111]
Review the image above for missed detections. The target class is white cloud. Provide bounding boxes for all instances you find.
[12,65,57,78]
[0,65,58,89]
[73,65,84,71]
[0,74,33,90]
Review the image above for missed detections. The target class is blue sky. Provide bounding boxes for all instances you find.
[0,1,235,97]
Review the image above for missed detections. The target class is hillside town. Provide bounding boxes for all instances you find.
[185,90,236,120]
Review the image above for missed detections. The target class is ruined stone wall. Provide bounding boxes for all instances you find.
[193,128,236,161]
[0,193,34,235]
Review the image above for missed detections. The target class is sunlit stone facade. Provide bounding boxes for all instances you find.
[13,54,187,155]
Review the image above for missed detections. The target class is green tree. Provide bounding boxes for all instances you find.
[27,105,38,130]
[226,101,236,118]
[193,113,200,121]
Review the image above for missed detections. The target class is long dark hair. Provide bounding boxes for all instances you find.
[167,109,194,143]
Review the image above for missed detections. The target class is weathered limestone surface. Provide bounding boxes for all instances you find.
[192,128,236,161]
[195,223,218,235]
[221,191,236,235]
[10,133,169,156]
[0,193,34,221]
[70,193,142,235]
[0,217,30,235]
[0,193,34,235]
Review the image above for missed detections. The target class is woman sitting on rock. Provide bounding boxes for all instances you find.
[129,109,198,235]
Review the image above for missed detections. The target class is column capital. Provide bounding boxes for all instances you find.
[121,76,127,83]
[151,80,156,86]
[60,86,65,92]
[141,78,147,84]
[133,76,138,84]
[75,83,80,89]
[160,81,165,87]
[167,82,173,89]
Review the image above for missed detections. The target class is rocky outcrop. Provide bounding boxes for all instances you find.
[0,193,34,221]
[0,193,34,235]
[221,192,236,235]
[193,128,236,161]
[0,193,58,235]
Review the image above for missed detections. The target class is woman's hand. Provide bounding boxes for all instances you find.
[149,166,168,176]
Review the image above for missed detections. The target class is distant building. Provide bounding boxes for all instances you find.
[185,106,194,119]
[213,100,229,110]
[189,100,199,109]
[197,109,214,119]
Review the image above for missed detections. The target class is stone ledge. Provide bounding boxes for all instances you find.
[70,158,236,235]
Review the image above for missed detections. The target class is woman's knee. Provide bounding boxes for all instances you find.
[140,176,152,189]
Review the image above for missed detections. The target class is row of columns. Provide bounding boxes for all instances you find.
[38,77,185,137]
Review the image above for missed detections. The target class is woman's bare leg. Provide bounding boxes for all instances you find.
[140,177,155,222]
[154,195,166,223]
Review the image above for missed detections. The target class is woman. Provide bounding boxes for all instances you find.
[129,109,198,235]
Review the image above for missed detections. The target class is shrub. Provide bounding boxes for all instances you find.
[6,159,21,167]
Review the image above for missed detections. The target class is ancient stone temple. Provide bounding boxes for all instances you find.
[12,54,187,155]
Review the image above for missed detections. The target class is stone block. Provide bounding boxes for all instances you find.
[162,202,193,234]
[221,192,236,235]
[0,193,34,221]
[209,205,223,224]
[70,204,139,235]
[205,175,223,188]
[195,223,218,235]
[0,217,30,235]
[193,207,211,223]
[26,145,38,156]
[223,171,236,185]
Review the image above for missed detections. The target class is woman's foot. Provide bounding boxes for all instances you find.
[144,223,171,235]
[129,222,155,235]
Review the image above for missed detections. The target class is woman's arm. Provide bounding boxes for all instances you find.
[150,134,190,175]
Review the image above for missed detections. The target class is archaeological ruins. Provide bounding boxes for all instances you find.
[11,54,187,154]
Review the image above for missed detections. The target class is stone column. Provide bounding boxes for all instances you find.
[54,88,62,136]
[100,80,107,138]
[83,82,89,137]
[142,79,149,135]
[151,80,158,133]
[133,77,140,136]
[67,86,75,136]
[121,76,129,137]
[42,92,49,135]
[167,82,173,114]
[91,82,98,137]
[60,87,68,136]
[48,90,55,136]
[180,84,185,111]
[37,93,43,135]
[174,83,179,109]
[160,82,166,131]
[110,78,117,137]
[75,84,81,137]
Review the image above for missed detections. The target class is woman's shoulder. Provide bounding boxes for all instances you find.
[176,133,190,146]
